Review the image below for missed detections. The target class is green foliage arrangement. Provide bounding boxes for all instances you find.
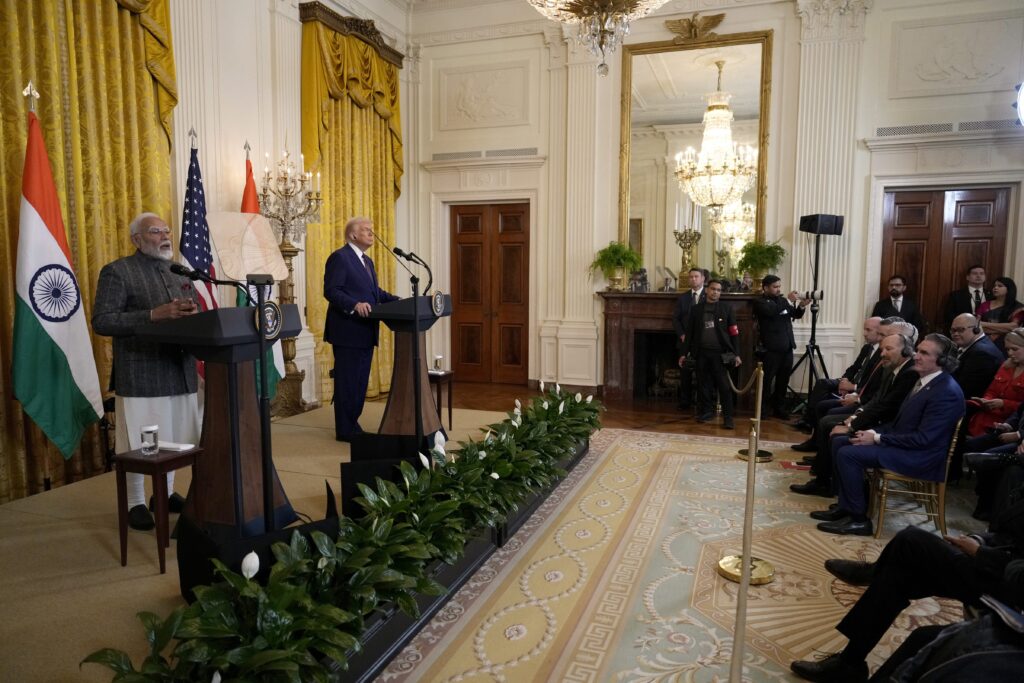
[588,241,643,280]
[736,240,786,279]
[82,385,602,682]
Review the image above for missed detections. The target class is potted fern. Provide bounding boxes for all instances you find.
[736,240,786,285]
[589,241,643,291]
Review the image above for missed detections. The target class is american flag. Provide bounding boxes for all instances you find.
[179,147,218,311]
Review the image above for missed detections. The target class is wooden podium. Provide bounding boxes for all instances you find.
[136,306,300,542]
[369,295,452,437]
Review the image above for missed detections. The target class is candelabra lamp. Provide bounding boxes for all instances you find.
[672,227,702,290]
[259,149,322,417]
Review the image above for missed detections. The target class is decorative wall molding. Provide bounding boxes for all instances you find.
[438,61,531,130]
[412,19,551,47]
[796,0,872,42]
[887,10,1024,99]
[299,1,405,65]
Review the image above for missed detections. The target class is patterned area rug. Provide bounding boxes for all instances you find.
[379,429,977,682]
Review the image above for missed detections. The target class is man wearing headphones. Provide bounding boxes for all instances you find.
[812,334,965,536]
[790,332,918,498]
[950,312,1004,400]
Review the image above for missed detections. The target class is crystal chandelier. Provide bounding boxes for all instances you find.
[712,201,756,269]
[674,60,757,215]
[526,1,670,75]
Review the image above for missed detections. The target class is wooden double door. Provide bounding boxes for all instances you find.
[449,203,529,384]
[880,187,1010,333]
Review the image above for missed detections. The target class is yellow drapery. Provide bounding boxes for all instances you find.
[300,20,403,403]
[0,0,174,503]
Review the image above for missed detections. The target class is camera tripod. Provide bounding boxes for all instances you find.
[788,233,830,411]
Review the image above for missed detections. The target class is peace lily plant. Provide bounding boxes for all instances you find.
[83,385,602,682]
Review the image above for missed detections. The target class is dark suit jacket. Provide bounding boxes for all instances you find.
[753,295,805,352]
[92,252,198,397]
[871,297,926,336]
[955,335,1005,400]
[671,288,705,345]
[945,288,991,328]
[850,359,918,431]
[872,372,966,480]
[323,244,398,349]
[681,300,738,358]
[843,343,875,383]
[857,353,887,403]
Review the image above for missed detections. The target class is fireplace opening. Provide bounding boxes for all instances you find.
[632,330,681,400]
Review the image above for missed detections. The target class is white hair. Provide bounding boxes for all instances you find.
[889,320,918,346]
[129,212,163,236]
[345,216,373,240]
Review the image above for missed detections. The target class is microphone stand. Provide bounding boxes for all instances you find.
[246,273,276,533]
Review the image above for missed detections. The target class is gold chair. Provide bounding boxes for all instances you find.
[871,418,962,538]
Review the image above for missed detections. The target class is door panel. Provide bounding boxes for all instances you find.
[450,203,529,384]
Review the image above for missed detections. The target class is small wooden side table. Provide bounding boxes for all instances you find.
[428,370,454,429]
[113,446,201,574]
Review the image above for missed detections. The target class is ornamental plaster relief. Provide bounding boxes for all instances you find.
[439,62,530,130]
[888,11,1024,99]
[796,0,872,42]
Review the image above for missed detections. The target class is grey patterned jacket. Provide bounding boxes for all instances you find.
[92,251,198,397]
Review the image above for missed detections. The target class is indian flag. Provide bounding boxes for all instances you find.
[240,157,284,399]
[13,112,103,458]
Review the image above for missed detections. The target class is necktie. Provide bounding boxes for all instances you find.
[693,291,698,304]
[974,289,982,311]
[908,379,923,397]
[362,254,373,279]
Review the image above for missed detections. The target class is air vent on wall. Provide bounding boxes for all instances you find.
[431,151,483,161]
[875,123,953,137]
[957,119,1019,132]
[485,147,539,157]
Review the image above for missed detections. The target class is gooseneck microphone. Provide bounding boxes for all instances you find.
[169,263,255,305]
[169,263,202,280]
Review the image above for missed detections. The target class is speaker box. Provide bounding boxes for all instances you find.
[799,213,845,236]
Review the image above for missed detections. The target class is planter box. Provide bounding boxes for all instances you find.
[333,529,495,683]
[493,437,589,547]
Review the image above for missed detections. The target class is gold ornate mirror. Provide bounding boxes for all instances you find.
[619,27,772,280]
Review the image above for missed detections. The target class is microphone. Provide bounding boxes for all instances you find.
[392,246,415,262]
[169,263,203,280]
[369,231,416,280]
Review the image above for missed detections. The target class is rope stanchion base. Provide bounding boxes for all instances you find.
[717,554,775,585]
[737,447,773,463]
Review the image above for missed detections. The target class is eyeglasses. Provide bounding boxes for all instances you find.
[145,227,172,236]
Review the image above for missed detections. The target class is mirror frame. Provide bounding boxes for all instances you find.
[618,30,774,246]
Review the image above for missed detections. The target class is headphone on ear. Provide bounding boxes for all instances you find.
[898,334,914,358]
[932,334,958,371]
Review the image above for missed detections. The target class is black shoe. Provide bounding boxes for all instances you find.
[800,456,817,466]
[810,507,847,521]
[696,413,713,423]
[149,493,187,514]
[723,418,735,429]
[789,418,812,430]
[791,479,833,497]
[824,559,875,586]
[817,518,873,536]
[792,439,817,453]
[128,504,155,531]
[791,652,868,682]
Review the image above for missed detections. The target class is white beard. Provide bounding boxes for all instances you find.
[140,241,173,261]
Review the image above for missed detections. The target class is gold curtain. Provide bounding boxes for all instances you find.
[0,0,174,503]
[300,20,403,403]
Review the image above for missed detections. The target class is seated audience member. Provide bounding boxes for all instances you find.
[791,318,908,451]
[963,403,1024,521]
[791,317,882,433]
[871,274,926,339]
[949,312,1004,400]
[790,332,917,497]
[943,263,989,329]
[790,504,1024,683]
[978,276,1024,353]
[812,334,964,536]
[966,328,1024,437]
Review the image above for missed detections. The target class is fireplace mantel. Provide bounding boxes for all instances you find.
[598,292,758,408]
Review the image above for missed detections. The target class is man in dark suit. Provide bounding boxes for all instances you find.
[813,333,965,536]
[323,217,399,441]
[871,274,926,338]
[93,212,202,530]
[790,332,918,497]
[671,267,707,409]
[681,279,741,429]
[944,264,989,329]
[950,312,1004,400]
[753,275,810,418]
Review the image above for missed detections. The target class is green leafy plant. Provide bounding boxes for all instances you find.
[83,388,603,682]
[736,240,786,279]
[588,241,643,280]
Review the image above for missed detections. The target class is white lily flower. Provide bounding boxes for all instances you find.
[540,380,545,392]
[317,557,329,570]
[586,395,593,404]
[477,450,486,459]
[513,406,521,416]
[542,400,549,409]
[419,452,431,469]
[241,551,259,580]
[433,431,446,455]
[211,673,222,683]
[556,383,561,395]
[484,429,493,442]
[512,415,521,427]
[514,398,522,410]
[559,401,565,415]
[575,392,582,402]
[490,472,500,479]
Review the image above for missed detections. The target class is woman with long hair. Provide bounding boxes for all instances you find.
[967,328,1024,437]
[978,276,1024,352]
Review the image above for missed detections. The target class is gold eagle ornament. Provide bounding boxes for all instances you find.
[665,12,726,44]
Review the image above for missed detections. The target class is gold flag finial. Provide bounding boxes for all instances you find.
[22,81,40,112]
